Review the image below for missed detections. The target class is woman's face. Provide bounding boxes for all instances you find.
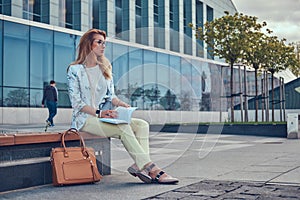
[92,34,106,56]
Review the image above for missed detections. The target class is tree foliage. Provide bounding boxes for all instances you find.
[190,12,266,122]
[190,12,265,65]
[190,11,300,122]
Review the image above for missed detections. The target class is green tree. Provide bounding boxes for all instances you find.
[261,36,298,121]
[190,12,265,122]
[243,30,269,122]
[285,42,300,77]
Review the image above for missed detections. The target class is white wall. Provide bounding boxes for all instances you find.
[0,107,228,125]
[2,107,296,124]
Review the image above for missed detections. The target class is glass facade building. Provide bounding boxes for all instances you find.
[0,17,230,111]
[0,0,245,124]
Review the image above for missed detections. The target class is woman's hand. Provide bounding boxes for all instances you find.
[119,102,130,108]
[100,110,117,118]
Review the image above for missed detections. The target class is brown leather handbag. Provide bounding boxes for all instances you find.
[50,129,102,186]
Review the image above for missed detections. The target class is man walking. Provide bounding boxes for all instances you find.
[42,80,58,127]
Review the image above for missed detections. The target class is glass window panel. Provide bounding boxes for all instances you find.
[33,0,41,22]
[65,0,74,29]
[40,0,49,24]
[0,87,2,106]
[93,0,100,28]
[3,21,29,87]
[23,0,42,22]
[170,29,179,52]
[196,1,204,57]
[157,52,169,90]
[181,58,193,110]
[30,27,53,89]
[191,59,202,98]
[209,63,223,111]
[111,43,129,103]
[128,47,143,108]
[57,88,71,108]
[143,50,157,110]
[54,32,75,83]
[115,7,122,35]
[156,53,171,110]
[169,55,181,109]
[0,20,2,86]
[116,0,122,8]
[191,60,202,111]
[30,89,43,107]
[1,0,11,15]
[3,87,29,107]
[54,32,76,108]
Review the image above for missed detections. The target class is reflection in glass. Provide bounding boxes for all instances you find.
[23,0,42,22]
[111,43,129,104]
[144,84,161,110]
[0,20,2,86]
[169,55,181,109]
[54,32,76,84]
[4,88,29,107]
[3,21,29,87]
[30,89,43,107]
[30,27,53,89]
[159,89,180,110]
[0,87,2,106]
[0,20,231,111]
[129,47,143,108]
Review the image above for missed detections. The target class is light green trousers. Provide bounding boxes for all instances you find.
[81,117,151,169]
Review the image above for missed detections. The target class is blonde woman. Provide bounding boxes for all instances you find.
[67,29,178,184]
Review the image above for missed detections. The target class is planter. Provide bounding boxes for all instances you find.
[150,123,287,138]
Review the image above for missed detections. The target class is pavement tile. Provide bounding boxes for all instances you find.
[1,124,300,199]
[145,180,300,200]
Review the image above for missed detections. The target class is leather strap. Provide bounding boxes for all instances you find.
[61,129,86,157]
[88,156,102,181]
[154,171,165,181]
[142,163,156,174]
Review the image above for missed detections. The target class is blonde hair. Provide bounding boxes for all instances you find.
[69,29,112,79]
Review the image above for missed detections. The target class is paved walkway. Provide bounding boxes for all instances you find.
[0,123,300,199]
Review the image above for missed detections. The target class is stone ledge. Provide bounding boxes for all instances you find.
[0,131,104,146]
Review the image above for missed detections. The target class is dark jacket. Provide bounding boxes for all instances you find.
[42,85,57,104]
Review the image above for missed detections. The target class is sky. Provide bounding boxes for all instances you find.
[231,0,300,44]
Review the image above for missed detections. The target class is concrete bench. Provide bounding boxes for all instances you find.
[0,131,111,193]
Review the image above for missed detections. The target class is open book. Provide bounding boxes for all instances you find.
[99,107,138,124]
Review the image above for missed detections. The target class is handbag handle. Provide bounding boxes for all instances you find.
[61,129,88,157]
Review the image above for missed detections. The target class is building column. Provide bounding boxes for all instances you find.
[107,0,115,38]
[129,0,135,42]
[80,0,92,32]
[147,0,154,47]
[203,3,207,59]
[164,0,170,51]
[10,0,22,18]
[49,0,60,27]
[191,0,196,57]
[178,0,184,54]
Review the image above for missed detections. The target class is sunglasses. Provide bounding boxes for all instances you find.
[94,40,106,46]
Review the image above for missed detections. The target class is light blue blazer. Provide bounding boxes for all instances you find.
[67,64,116,130]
